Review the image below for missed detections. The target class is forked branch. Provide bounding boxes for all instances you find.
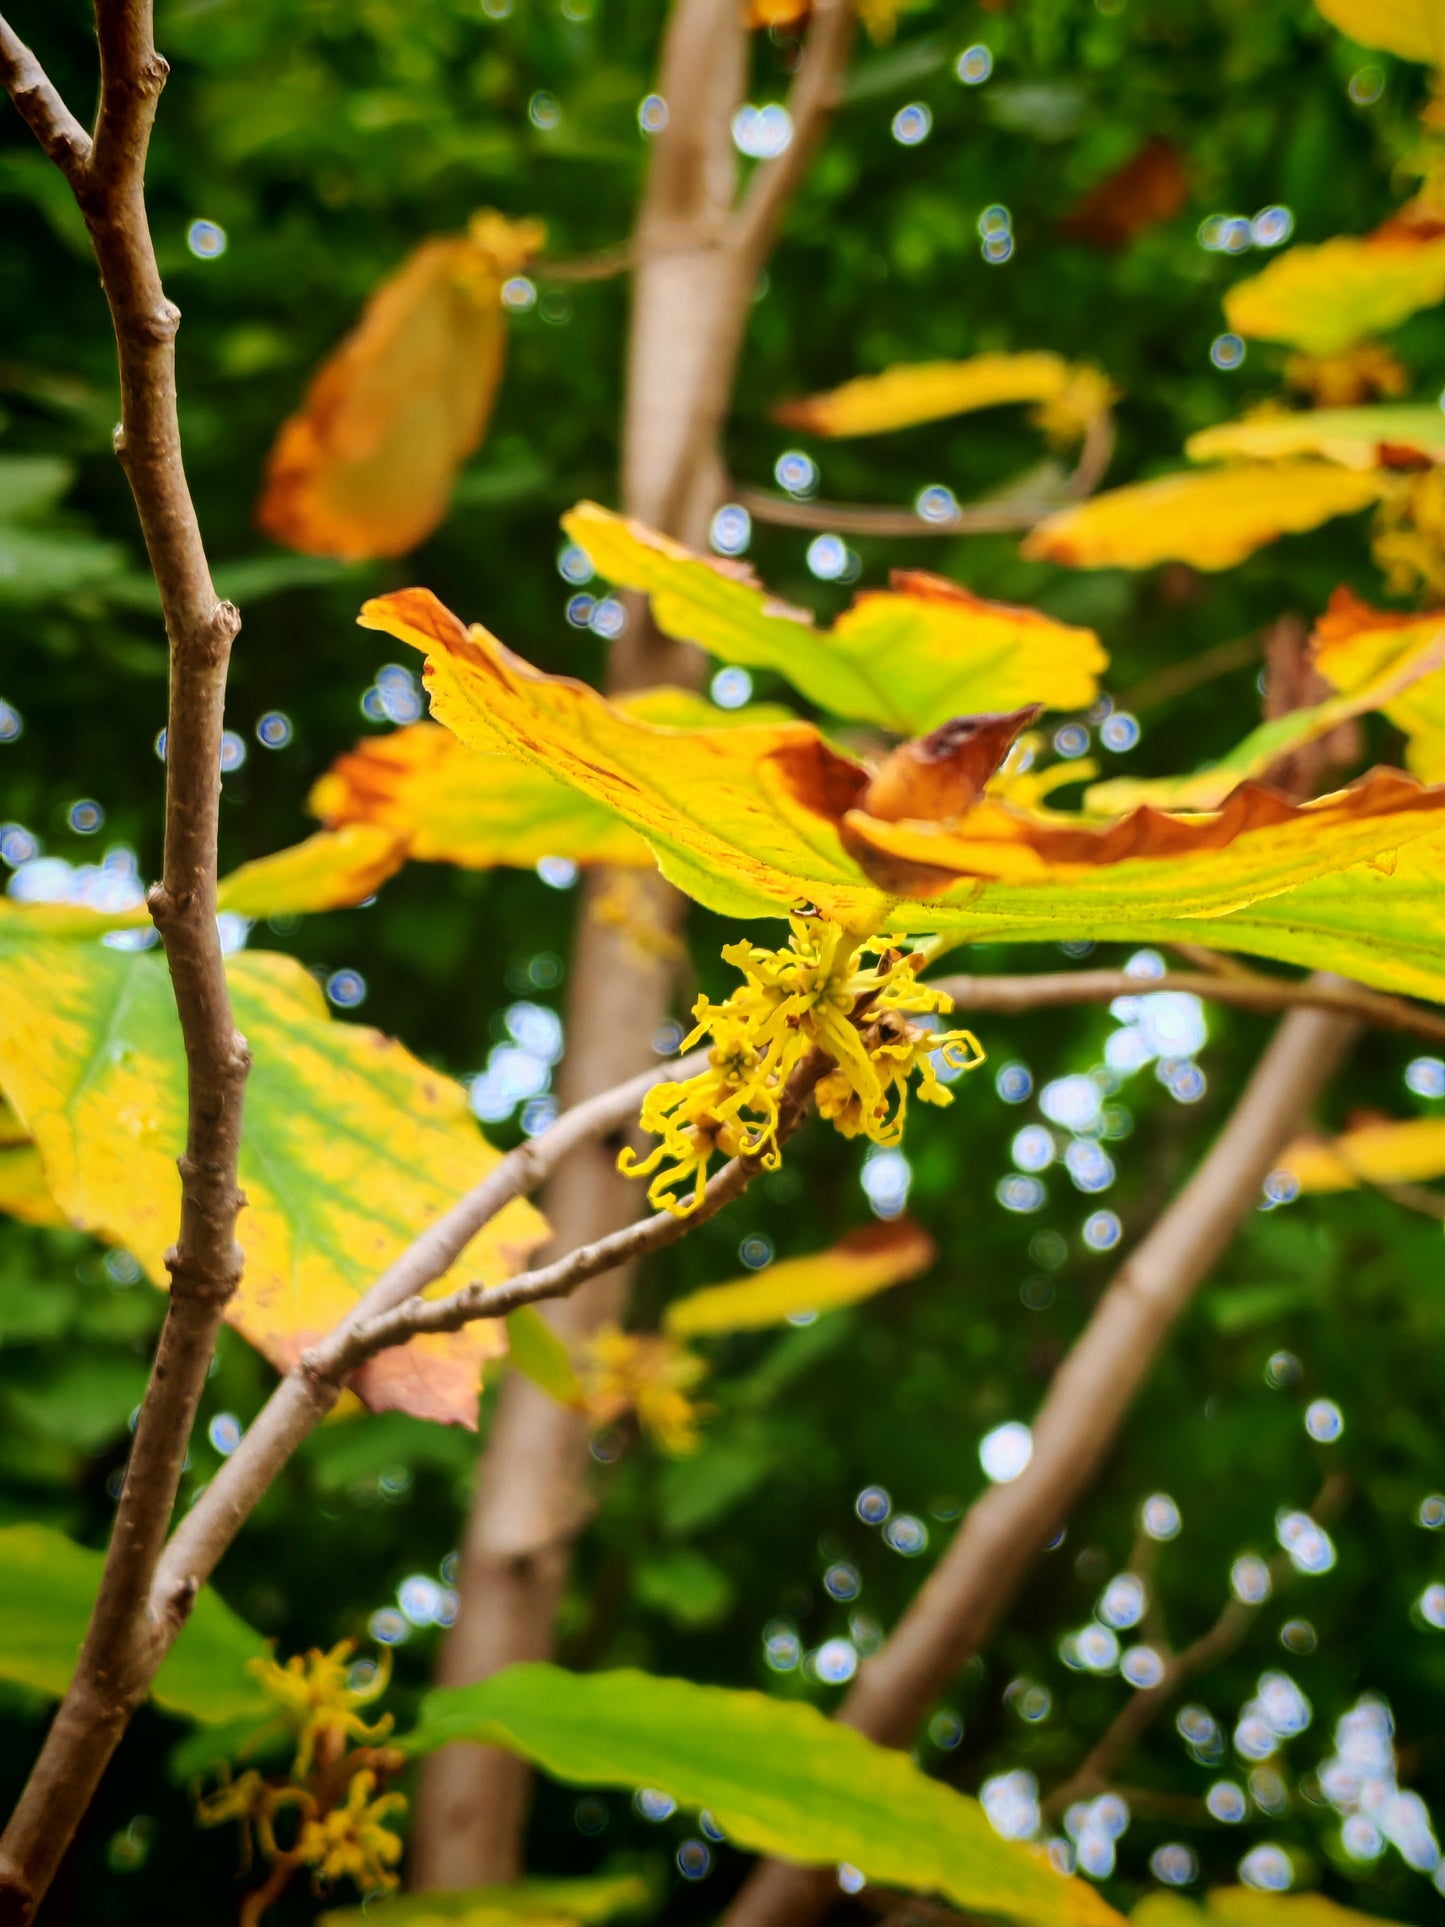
[0,6,248,1918]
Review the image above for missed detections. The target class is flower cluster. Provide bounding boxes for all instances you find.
[1373,467,1445,602]
[585,1325,709,1454]
[194,1642,406,1920]
[619,916,983,1216]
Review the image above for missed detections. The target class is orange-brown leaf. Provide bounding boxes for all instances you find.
[1059,138,1189,251]
[256,212,543,560]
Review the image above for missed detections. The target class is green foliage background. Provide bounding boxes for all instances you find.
[2,0,1444,1920]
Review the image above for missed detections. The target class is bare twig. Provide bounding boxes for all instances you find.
[152,1047,707,1606]
[1040,1473,1349,1822]
[929,966,1445,1046]
[721,993,1357,1927]
[731,0,857,261]
[735,412,1115,538]
[0,6,249,1918]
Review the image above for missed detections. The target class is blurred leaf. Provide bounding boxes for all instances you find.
[505,1306,585,1411]
[318,1872,652,1926]
[0,1101,66,1228]
[664,1221,935,1337]
[1224,223,1445,355]
[1187,405,1445,471]
[1086,611,1445,811]
[5,1355,150,1452]
[1059,138,1190,251]
[564,502,1106,732]
[0,456,72,520]
[215,824,408,916]
[1314,0,1445,63]
[1022,464,1385,571]
[771,352,1108,439]
[1311,588,1445,780]
[633,1548,736,1627]
[985,80,1088,142]
[257,212,543,559]
[0,922,546,1425]
[1279,1114,1445,1191]
[0,524,130,602]
[402,1665,1123,1927]
[0,1523,269,1724]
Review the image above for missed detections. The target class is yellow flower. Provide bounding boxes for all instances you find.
[1372,468,1445,601]
[296,1768,406,1894]
[585,1326,709,1454]
[1283,343,1409,407]
[620,917,983,1214]
[246,1640,393,1778]
[194,1767,310,1866]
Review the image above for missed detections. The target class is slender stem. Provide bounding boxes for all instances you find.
[721,993,1357,1927]
[735,412,1114,537]
[152,1049,706,1607]
[0,7,248,1917]
[1040,1473,1349,1821]
[929,966,1445,1046]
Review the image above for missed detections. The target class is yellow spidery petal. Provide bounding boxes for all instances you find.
[619,919,986,1208]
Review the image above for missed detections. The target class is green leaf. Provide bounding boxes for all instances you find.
[633,1549,736,1628]
[317,1872,652,1927]
[505,1306,585,1410]
[402,1665,1122,1927]
[563,502,1104,735]
[0,1524,269,1725]
[0,455,73,520]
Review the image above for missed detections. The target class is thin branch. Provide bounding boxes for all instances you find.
[0,6,248,1918]
[721,993,1357,1927]
[0,17,91,175]
[731,0,857,263]
[152,1048,707,1608]
[1040,1474,1349,1822]
[734,414,1115,538]
[929,966,1445,1047]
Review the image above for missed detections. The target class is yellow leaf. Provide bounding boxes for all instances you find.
[664,1220,935,1336]
[1086,606,1445,812]
[1278,1114,1445,1190]
[216,824,408,917]
[1187,404,1445,471]
[0,1100,66,1228]
[308,691,792,877]
[1310,587,1445,780]
[359,586,1445,1000]
[1022,463,1385,571]
[1315,0,1445,63]
[1208,1890,1418,1927]
[0,925,546,1426]
[257,211,543,561]
[771,352,1112,440]
[565,503,1106,731]
[1223,221,1445,355]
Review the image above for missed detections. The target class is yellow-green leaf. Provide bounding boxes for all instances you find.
[308,689,792,878]
[664,1220,935,1337]
[215,823,408,917]
[564,502,1105,732]
[1310,588,1445,781]
[1085,608,1445,812]
[1022,464,1385,571]
[1315,0,1445,64]
[1207,1890,1410,1927]
[360,587,1445,1001]
[505,1306,585,1410]
[771,351,1112,440]
[0,1100,66,1228]
[1278,1114,1445,1191]
[318,1873,651,1927]
[402,1665,1121,1927]
[257,212,543,560]
[0,1523,269,1724]
[1186,404,1445,471]
[1223,227,1445,354]
[0,920,546,1426]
